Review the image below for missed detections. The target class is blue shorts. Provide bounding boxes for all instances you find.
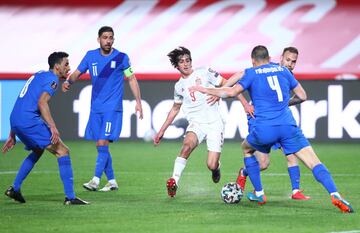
[85,111,123,141]
[247,115,255,134]
[12,123,51,151]
[246,125,309,155]
[272,143,281,151]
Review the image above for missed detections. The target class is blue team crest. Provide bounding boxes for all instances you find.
[111,60,116,68]
[51,81,58,90]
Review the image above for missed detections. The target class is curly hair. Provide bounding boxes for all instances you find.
[167,46,192,68]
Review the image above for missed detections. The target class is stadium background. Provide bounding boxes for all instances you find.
[1,2,360,233]
[0,0,359,142]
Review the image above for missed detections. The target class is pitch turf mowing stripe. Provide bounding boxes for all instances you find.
[1,170,360,177]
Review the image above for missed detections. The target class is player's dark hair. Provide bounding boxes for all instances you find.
[98,26,114,37]
[282,46,299,55]
[48,52,69,69]
[167,46,192,68]
[251,45,269,61]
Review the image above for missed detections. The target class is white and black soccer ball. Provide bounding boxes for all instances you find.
[143,129,156,142]
[220,182,243,204]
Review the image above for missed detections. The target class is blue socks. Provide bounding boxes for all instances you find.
[244,155,262,192]
[288,166,300,190]
[242,167,249,176]
[13,152,40,191]
[312,163,337,194]
[57,155,75,199]
[104,152,115,180]
[95,146,114,179]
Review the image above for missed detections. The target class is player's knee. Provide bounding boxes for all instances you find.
[241,141,255,155]
[180,143,193,157]
[180,144,191,158]
[259,160,270,170]
[287,154,297,167]
[57,144,70,156]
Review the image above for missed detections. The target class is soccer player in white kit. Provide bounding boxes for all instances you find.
[153,47,227,197]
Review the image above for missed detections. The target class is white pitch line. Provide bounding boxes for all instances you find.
[0,170,57,175]
[327,230,360,233]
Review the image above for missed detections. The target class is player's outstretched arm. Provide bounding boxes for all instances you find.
[153,103,181,146]
[189,84,243,99]
[128,74,143,119]
[224,71,244,87]
[207,76,227,105]
[2,130,16,154]
[62,69,81,92]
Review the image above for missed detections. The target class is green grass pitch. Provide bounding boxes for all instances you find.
[0,141,359,233]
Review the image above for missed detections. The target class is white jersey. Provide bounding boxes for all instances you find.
[174,67,223,124]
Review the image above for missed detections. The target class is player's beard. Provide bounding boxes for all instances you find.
[102,44,112,54]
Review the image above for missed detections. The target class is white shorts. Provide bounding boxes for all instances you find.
[186,120,225,153]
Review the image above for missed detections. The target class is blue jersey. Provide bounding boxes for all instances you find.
[10,71,58,127]
[238,63,298,126]
[77,48,131,113]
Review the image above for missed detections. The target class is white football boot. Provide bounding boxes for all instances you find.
[99,181,119,192]
[83,179,99,191]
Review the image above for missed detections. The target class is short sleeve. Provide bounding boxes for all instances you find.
[174,82,183,104]
[77,51,90,74]
[206,67,223,86]
[122,54,134,77]
[43,77,58,97]
[284,68,298,90]
[238,68,253,90]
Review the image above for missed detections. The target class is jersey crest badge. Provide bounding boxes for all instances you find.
[195,77,202,85]
[51,81,58,90]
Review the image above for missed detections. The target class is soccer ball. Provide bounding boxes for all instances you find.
[143,129,156,142]
[220,182,243,204]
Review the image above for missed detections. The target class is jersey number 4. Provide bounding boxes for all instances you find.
[266,75,283,102]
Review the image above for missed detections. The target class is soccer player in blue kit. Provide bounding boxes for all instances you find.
[2,52,88,205]
[233,47,310,200]
[190,45,354,213]
[62,26,143,192]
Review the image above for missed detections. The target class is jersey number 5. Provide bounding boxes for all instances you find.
[266,75,283,102]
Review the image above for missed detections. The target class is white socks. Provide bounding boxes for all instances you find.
[292,189,300,195]
[108,179,117,185]
[172,157,187,184]
[255,190,265,197]
[92,176,100,185]
[330,192,340,197]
